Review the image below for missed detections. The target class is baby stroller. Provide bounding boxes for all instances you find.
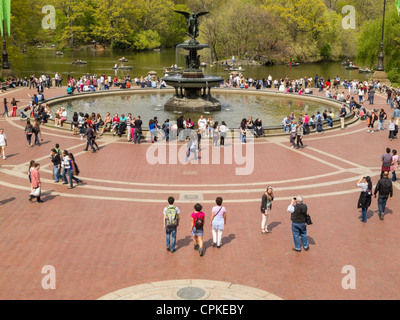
[19,109,28,120]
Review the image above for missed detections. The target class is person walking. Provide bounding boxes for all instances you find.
[0,128,7,160]
[24,119,34,147]
[66,152,83,189]
[357,176,373,223]
[296,122,304,149]
[381,148,393,179]
[287,196,310,252]
[260,186,274,234]
[210,197,227,248]
[185,134,198,162]
[163,197,180,253]
[190,203,205,257]
[83,125,96,153]
[374,171,393,221]
[1,98,8,117]
[50,148,62,183]
[33,119,43,146]
[29,163,44,203]
[390,149,398,182]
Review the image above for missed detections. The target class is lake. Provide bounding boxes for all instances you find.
[17,48,369,83]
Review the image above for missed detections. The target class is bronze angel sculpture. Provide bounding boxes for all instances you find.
[174,11,209,40]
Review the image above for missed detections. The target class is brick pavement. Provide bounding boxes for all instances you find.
[0,85,399,300]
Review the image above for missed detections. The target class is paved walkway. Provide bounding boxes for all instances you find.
[0,85,399,300]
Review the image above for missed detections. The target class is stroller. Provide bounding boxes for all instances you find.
[19,109,28,120]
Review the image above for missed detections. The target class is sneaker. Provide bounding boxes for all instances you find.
[292,248,301,252]
[2,157,6,160]
[304,247,310,251]
[37,199,44,203]
[166,247,170,252]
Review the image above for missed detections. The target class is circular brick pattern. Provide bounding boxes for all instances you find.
[97,280,282,300]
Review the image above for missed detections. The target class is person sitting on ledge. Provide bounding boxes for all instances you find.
[100,112,112,136]
[67,85,73,94]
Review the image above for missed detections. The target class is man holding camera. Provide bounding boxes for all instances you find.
[287,196,310,252]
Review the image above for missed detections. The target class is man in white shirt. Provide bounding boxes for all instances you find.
[0,128,7,160]
[198,115,207,137]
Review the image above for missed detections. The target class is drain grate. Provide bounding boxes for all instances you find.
[176,287,206,300]
[179,193,204,202]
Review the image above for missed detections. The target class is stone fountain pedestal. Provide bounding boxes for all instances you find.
[163,40,223,113]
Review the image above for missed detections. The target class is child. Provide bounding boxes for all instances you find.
[190,203,205,256]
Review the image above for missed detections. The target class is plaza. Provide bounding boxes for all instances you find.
[0,84,399,300]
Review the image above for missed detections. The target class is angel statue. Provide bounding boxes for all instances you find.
[174,11,209,40]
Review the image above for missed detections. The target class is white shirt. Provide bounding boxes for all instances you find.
[198,118,207,129]
[0,133,6,146]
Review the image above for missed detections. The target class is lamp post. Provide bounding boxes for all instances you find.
[376,0,387,71]
[2,20,9,69]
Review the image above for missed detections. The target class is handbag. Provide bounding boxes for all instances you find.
[32,187,41,197]
[305,214,313,225]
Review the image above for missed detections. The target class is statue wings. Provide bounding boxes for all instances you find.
[174,11,209,19]
[174,11,191,19]
[194,12,209,18]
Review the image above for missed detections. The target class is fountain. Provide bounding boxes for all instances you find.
[162,11,224,112]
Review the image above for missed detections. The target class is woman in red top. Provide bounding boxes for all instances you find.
[112,113,120,136]
[190,203,205,256]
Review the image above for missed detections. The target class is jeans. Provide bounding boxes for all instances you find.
[392,171,397,182]
[378,120,385,131]
[134,130,141,144]
[361,208,367,223]
[53,166,62,183]
[34,132,41,146]
[68,168,82,188]
[26,133,32,146]
[377,195,389,215]
[317,124,323,133]
[85,139,96,151]
[186,148,198,161]
[292,222,309,250]
[369,96,374,104]
[166,226,177,252]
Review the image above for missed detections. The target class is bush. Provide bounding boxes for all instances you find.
[387,69,400,84]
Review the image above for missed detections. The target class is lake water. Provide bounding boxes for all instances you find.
[18,48,369,83]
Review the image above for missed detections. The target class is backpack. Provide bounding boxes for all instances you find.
[194,213,204,229]
[165,206,178,226]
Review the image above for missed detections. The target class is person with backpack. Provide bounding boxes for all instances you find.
[210,197,227,248]
[163,197,180,253]
[190,203,205,256]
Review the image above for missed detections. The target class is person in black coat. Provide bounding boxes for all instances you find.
[357,176,372,223]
